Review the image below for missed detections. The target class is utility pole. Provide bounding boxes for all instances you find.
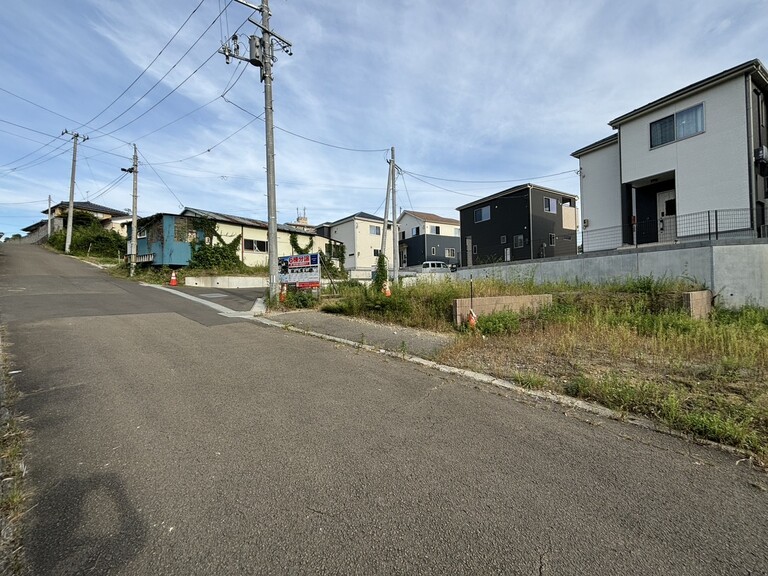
[62,130,88,254]
[380,157,391,267]
[122,145,139,277]
[47,195,52,238]
[391,147,399,283]
[219,0,292,300]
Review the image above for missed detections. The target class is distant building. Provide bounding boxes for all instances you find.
[315,212,395,279]
[396,210,461,268]
[457,184,578,266]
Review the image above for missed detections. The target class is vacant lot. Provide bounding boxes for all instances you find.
[323,278,768,462]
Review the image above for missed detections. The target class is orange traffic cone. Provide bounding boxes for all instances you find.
[279,283,287,302]
[170,271,178,287]
[468,309,477,330]
[383,281,391,298]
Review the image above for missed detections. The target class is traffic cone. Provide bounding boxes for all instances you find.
[170,271,178,287]
[383,281,391,298]
[468,309,477,330]
[279,283,287,302]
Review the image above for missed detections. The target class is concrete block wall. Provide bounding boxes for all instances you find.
[683,290,713,319]
[454,294,552,325]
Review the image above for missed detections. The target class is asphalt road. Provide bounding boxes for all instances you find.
[1,244,767,575]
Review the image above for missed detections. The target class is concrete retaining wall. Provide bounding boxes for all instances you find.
[185,276,269,288]
[453,240,768,308]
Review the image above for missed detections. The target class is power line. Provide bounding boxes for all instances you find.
[220,96,390,153]
[79,0,208,130]
[92,1,236,136]
[137,148,185,209]
[400,168,579,184]
[151,116,260,165]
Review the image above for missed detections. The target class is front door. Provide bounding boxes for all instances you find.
[465,236,473,267]
[657,190,677,243]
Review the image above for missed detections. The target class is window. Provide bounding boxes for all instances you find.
[411,226,420,236]
[431,247,436,256]
[474,206,490,223]
[454,228,461,236]
[650,103,704,148]
[504,247,511,262]
[244,239,268,252]
[431,225,441,234]
[544,197,557,214]
[400,231,405,240]
[472,244,478,254]
[513,234,524,248]
[445,248,456,258]
[549,233,557,246]
[174,218,190,241]
[373,249,380,257]
[500,235,507,244]
[369,225,381,235]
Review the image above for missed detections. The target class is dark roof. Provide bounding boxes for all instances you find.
[398,210,459,225]
[609,59,768,128]
[22,220,47,232]
[456,183,577,211]
[181,207,313,235]
[327,212,386,226]
[571,133,619,158]
[44,201,129,216]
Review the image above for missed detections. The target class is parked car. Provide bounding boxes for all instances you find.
[421,261,451,273]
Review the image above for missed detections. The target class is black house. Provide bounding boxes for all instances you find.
[457,183,578,266]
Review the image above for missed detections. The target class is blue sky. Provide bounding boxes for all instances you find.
[1,0,767,238]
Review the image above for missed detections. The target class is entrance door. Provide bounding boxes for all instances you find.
[657,190,677,243]
[465,236,473,267]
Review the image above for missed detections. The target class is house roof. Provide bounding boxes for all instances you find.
[397,210,459,225]
[455,183,577,211]
[181,207,314,235]
[609,59,768,128]
[44,201,129,216]
[22,219,47,232]
[326,211,387,227]
[570,133,618,158]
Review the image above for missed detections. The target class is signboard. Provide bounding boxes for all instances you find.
[278,253,321,288]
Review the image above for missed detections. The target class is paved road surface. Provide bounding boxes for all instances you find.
[1,244,766,575]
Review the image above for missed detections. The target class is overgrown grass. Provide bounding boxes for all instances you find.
[108,263,268,284]
[328,276,768,460]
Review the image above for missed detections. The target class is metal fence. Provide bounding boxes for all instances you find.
[582,208,764,252]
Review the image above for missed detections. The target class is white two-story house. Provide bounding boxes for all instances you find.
[315,212,395,279]
[572,59,768,252]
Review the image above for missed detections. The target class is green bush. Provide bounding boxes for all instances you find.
[476,311,521,335]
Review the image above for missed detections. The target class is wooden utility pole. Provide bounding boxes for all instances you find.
[62,130,88,254]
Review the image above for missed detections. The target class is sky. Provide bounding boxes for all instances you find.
[1,0,767,239]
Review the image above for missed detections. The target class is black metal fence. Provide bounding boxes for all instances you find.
[582,208,764,252]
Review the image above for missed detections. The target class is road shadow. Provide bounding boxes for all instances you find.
[26,472,147,575]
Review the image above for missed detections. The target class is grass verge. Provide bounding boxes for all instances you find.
[0,328,28,574]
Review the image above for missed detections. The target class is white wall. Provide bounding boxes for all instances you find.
[620,77,750,214]
[331,217,395,277]
[578,140,621,251]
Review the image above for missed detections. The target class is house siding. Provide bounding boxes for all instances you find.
[619,77,751,214]
[577,140,622,249]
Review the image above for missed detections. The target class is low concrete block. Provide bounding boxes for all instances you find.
[454,294,552,325]
[683,290,712,319]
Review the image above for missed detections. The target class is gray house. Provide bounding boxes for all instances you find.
[457,184,578,266]
[397,210,461,268]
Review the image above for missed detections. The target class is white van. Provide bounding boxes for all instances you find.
[421,261,450,273]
